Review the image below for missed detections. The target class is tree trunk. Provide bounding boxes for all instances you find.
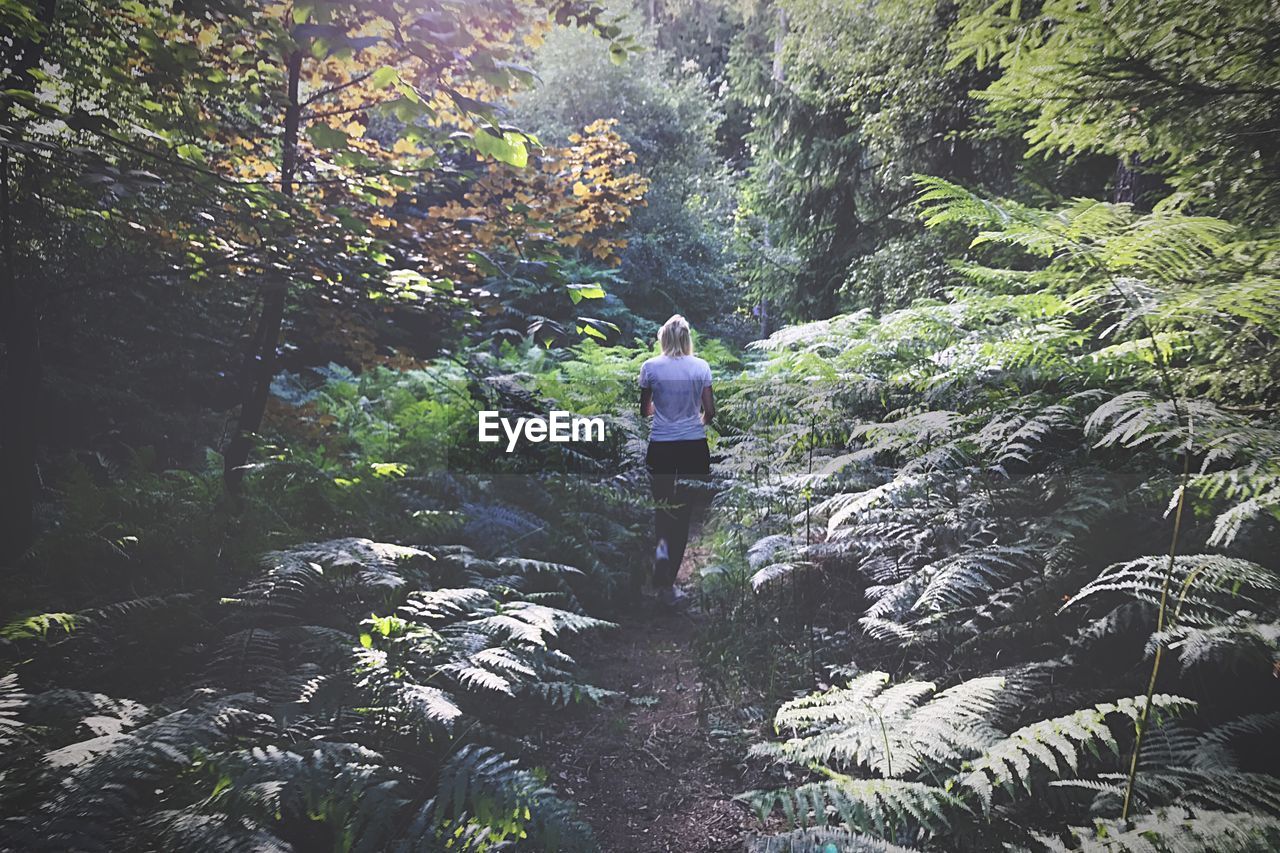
[755,7,787,341]
[0,145,44,563]
[1114,156,1143,206]
[0,0,56,563]
[223,50,303,493]
[771,7,787,83]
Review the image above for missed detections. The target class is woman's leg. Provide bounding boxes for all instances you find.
[646,442,679,588]
[665,500,693,580]
[664,439,711,583]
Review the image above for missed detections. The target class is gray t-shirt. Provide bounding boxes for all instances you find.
[639,354,712,441]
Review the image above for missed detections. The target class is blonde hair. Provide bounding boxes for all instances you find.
[658,314,693,357]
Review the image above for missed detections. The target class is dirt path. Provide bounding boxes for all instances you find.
[533,532,758,852]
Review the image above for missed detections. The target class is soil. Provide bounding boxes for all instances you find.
[532,532,762,852]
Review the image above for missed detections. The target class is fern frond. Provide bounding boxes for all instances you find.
[26,688,150,739]
[913,545,1035,612]
[1150,615,1280,671]
[748,827,920,853]
[773,672,893,730]
[752,562,815,591]
[858,616,919,645]
[492,556,586,578]
[1200,712,1280,760]
[748,534,802,569]
[227,539,425,617]
[1063,555,1279,627]
[763,673,1008,778]
[1,612,79,642]
[0,673,26,747]
[960,694,1196,809]
[148,811,290,853]
[436,744,594,850]
[401,588,494,622]
[744,777,967,835]
[397,683,464,730]
[1051,809,1280,853]
[525,680,619,707]
[34,697,276,845]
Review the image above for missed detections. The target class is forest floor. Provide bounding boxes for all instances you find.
[533,526,761,852]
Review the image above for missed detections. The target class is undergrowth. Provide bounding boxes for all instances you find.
[0,340,687,851]
[707,181,1280,852]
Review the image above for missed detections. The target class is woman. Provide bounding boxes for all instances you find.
[638,315,715,607]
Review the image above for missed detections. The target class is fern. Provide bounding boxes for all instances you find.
[0,673,26,747]
[148,812,290,853]
[744,777,967,835]
[1048,810,1280,853]
[224,538,426,616]
[396,683,465,730]
[758,672,1010,780]
[1063,555,1280,628]
[23,688,149,738]
[0,529,612,851]
[747,827,920,853]
[435,744,594,850]
[1,612,79,641]
[722,96,1280,853]
[747,671,1254,851]
[1149,616,1280,672]
[961,695,1196,809]
[526,680,620,707]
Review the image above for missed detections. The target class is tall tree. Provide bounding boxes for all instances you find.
[950,0,1280,222]
[0,0,56,561]
[729,0,1024,319]
[210,0,636,491]
[511,20,737,328]
[0,0,639,524]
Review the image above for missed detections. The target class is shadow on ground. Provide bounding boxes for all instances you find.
[532,535,764,852]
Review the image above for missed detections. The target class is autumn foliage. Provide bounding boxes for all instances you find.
[426,118,649,273]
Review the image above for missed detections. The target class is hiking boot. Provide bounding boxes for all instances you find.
[655,586,688,610]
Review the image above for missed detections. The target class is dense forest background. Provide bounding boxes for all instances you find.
[1,0,1278,850]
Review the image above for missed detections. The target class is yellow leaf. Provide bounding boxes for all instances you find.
[344,121,366,138]
[572,182,590,197]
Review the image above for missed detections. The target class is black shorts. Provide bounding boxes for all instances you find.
[645,438,711,478]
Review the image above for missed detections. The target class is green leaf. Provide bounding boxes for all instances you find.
[1,612,78,641]
[370,66,399,89]
[472,127,528,168]
[497,61,538,86]
[380,96,433,123]
[307,123,349,150]
[175,143,207,164]
[567,283,606,303]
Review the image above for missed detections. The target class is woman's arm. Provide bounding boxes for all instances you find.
[640,387,654,417]
[701,385,715,425]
